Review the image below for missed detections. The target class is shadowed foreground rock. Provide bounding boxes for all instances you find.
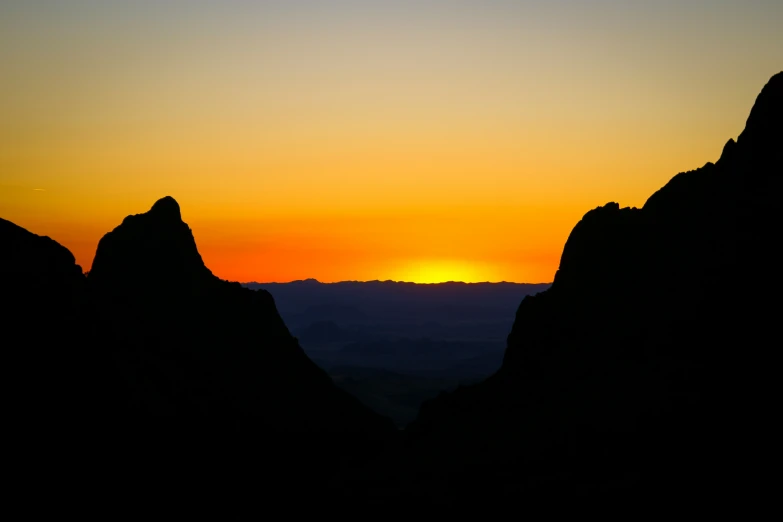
[3,198,395,511]
[89,196,395,469]
[1,217,91,414]
[332,71,782,506]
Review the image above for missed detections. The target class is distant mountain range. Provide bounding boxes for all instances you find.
[242,278,550,427]
[244,279,549,335]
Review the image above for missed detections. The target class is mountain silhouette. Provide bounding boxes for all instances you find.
[3,71,779,512]
[3,198,395,511]
[89,196,215,295]
[332,71,783,506]
[1,217,92,414]
[87,196,394,428]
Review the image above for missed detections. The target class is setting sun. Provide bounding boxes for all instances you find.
[390,259,497,284]
[1,0,779,507]
[1,2,780,284]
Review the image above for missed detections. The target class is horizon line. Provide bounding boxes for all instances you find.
[240,278,553,286]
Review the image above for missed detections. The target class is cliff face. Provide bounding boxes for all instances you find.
[1,218,92,414]
[87,196,394,432]
[3,198,395,505]
[391,72,783,502]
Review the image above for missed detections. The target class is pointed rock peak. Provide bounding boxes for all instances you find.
[149,196,182,221]
[89,196,214,291]
[737,71,782,147]
[717,138,737,164]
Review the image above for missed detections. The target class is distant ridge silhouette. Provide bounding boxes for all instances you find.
[332,71,783,506]
[247,279,550,334]
[248,279,550,285]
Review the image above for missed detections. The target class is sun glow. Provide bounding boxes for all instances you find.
[391,259,497,284]
[2,3,780,285]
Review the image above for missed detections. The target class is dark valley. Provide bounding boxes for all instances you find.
[244,279,549,426]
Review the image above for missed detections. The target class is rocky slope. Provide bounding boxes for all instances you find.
[1,217,91,415]
[88,197,395,462]
[336,71,782,505]
[2,197,396,509]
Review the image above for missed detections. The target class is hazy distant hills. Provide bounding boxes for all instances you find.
[244,279,550,426]
[242,279,550,373]
[244,279,549,373]
[245,279,550,327]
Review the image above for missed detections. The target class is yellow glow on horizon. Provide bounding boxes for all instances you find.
[390,259,497,284]
[1,3,781,284]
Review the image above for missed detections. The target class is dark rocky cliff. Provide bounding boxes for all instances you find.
[2,198,396,510]
[340,71,783,505]
[86,195,394,433]
[1,217,91,414]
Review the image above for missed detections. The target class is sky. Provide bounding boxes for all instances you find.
[1,1,781,283]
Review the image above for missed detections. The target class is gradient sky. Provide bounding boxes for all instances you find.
[1,1,781,283]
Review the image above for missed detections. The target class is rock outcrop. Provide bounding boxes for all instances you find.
[2,217,91,415]
[87,197,395,444]
[2,199,396,508]
[340,71,783,505]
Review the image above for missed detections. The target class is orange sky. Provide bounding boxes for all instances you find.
[1,2,781,283]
